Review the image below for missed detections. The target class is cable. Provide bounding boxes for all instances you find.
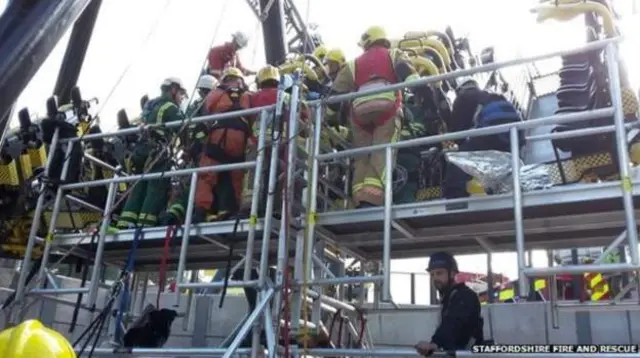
[61,0,174,164]
[76,0,232,228]
[82,0,312,231]
[12,0,313,327]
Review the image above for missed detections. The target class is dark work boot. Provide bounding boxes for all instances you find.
[356,201,377,209]
[192,208,207,223]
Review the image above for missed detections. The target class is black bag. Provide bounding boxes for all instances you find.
[123,304,177,348]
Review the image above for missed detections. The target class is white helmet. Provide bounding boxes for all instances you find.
[456,76,478,93]
[197,74,218,90]
[231,31,249,48]
[161,77,187,92]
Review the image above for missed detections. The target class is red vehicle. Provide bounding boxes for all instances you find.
[457,272,611,303]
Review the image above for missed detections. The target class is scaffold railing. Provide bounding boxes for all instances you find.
[6,34,639,357]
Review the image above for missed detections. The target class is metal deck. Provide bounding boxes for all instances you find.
[54,179,640,265]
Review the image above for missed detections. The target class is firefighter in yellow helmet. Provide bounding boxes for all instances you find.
[327,26,426,208]
[324,48,346,81]
[0,320,76,358]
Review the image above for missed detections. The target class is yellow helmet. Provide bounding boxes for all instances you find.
[324,48,346,65]
[312,45,328,60]
[222,67,243,81]
[358,26,389,49]
[257,65,280,84]
[0,320,76,358]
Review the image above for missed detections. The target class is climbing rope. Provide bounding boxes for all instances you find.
[327,308,367,348]
[85,0,232,221]
[13,2,316,320]
[61,0,175,163]
[156,225,179,307]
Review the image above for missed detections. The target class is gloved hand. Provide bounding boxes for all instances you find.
[414,341,438,357]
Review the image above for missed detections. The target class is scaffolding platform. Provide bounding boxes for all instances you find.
[52,179,640,267]
[7,33,640,357]
[53,219,287,269]
[317,180,640,259]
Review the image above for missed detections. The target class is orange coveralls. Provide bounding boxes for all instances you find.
[195,85,253,216]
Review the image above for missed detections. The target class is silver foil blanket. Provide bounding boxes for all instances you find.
[445,150,554,194]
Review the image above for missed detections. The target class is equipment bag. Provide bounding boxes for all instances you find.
[121,226,178,349]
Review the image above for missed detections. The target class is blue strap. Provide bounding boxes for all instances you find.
[477,100,520,126]
[115,227,145,343]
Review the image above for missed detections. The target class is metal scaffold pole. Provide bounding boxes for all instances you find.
[15,33,640,357]
[12,128,60,318]
[510,126,528,298]
[274,72,302,344]
[37,140,76,284]
[258,78,290,358]
[604,43,640,264]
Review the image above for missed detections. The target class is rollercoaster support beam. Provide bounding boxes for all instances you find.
[260,0,287,66]
[53,0,102,104]
[0,0,93,147]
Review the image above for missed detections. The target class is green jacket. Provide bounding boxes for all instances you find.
[141,95,184,139]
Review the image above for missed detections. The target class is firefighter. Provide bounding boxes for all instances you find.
[194,67,252,222]
[161,77,218,226]
[323,48,346,81]
[415,251,484,356]
[442,77,523,199]
[247,66,311,213]
[183,74,218,157]
[249,64,284,151]
[116,77,186,228]
[328,25,424,208]
[188,74,218,117]
[207,32,256,79]
[0,320,76,357]
[322,48,348,127]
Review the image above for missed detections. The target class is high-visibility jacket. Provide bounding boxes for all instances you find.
[584,272,610,301]
[348,46,402,123]
[496,279,547,303]
[141,96,183,140]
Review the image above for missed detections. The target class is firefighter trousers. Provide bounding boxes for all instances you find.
[350,113,401,206]
[195,128,246,216]
[117,143,171,227]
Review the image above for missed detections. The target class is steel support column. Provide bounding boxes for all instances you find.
[53,0,102,104]
[0,0,93,145]
[260,0,286,65]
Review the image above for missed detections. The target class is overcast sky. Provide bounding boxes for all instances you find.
[5,0,639,303]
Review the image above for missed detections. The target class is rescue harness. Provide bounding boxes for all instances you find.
[203,86,253,165]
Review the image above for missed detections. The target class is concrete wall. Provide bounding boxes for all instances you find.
[364,302,640,347]
[2,273,640,352]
